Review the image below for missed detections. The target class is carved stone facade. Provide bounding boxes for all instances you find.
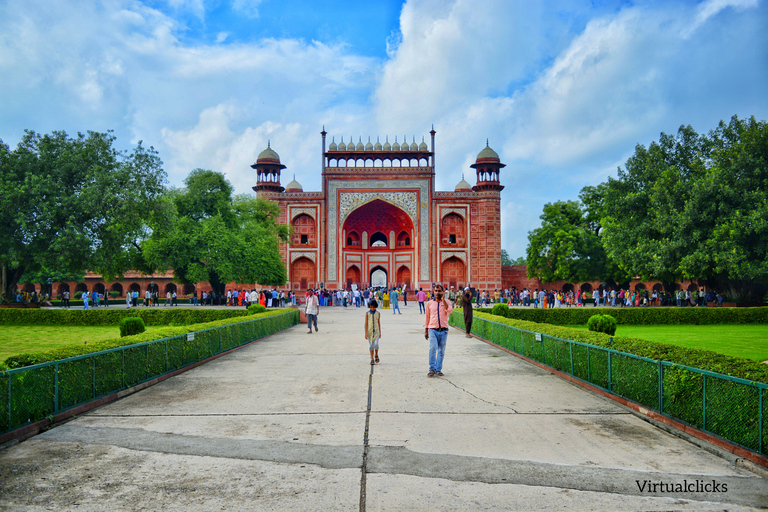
[252,128,504,293]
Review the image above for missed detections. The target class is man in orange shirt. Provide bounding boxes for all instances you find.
[424,284,453,377]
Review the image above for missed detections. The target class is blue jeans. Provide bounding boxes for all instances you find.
[428,329,448,372]
[307,314,317,331]
[418,301,425,314]
[392,300,401,313]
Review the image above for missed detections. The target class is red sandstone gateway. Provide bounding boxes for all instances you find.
[252,128,504,294]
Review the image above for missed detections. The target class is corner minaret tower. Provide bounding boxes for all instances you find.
[252,142,286,195]
[471,140,505,192]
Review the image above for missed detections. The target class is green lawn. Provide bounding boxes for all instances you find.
[566,324,768,362]
[0,325,163,362]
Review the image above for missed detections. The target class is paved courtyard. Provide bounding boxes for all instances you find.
[1,304,766,511]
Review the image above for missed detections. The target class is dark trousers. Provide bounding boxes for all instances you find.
[464,318,472,334]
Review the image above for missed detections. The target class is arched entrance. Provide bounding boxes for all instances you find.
[396,265,411,289]
[346,265,361,288]
[292,257,316,290]
[342,199,415,291]
[441,257,466,290]
[370,266,387,288]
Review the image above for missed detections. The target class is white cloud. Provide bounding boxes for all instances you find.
[232,0,262,18]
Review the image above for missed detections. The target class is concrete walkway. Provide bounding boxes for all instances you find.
[1,304,765,511]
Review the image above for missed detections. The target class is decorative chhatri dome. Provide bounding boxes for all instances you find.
[419,136,428,151]
[338,137,346,151]
[455,174,472,191]
[356,137,364,151]
[365,137,373,151]
[476,139,500,162]
[392,136,400,151]
[329,137,337,151]
[383,136,391,151]
[374,136,382,151]
[257,141,281,163]
[410,136,418,151]
[285,174,303,192]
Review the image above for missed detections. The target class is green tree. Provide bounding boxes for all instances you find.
[500,249,512,265]
[599,116,768,302]
[526,200,613,283]
[143,170,290,292]
[0,130,166,298]
[510,256,527,265]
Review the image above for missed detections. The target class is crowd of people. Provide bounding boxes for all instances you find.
[454,286,725,308]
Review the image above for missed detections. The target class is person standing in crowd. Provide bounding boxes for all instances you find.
[306,289,319,334]
[365,299,381,365]
[390,287,401,314]
[424,284,453,377]
[417,287,426,314]
[461,287,473,338]
[402,286,408,306]
[62,289,70,308]
[172,290,177,306]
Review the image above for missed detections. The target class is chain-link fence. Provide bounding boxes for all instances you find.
[451,312,767,457]
[1,310,299,437]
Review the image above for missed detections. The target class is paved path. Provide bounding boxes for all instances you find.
[1,304,766,511]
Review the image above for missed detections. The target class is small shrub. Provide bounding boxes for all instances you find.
[588,314,617,336]
[119,317,146,337]
[109,291,120,298]
[491,303,510,318]
[248,304,267,315]
[74,291,84,299]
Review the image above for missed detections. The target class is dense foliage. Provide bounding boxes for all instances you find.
[526,115,768,302]
[0,130,166,298]
[587,314,617,336]
[119,317,146,337]
[142,170,290,292]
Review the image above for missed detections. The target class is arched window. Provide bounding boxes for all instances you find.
[441,213,466,247]
[292,214,317,247]
[347,230,360,247]
[397,231,410,247]
[370,232,387,247]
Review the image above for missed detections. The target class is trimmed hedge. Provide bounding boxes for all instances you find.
[119,317,146,337]
[588,314,617,336]
[458,311,768,384]
[0,308,255,326]
[3,309,294,369]
[248,304,267,314]
[475,306,768,325]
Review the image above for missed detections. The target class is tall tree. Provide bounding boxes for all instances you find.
[526,200,615,283]
[500,249,512,266]
[599,116,768,301]
[0,130,166,298]
[143,170,290,292]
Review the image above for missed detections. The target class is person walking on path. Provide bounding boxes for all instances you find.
[417,287,426,314]
[390,288,401,314]
[82,290,90,310]
[424,284,453,377]
[305,289,319,334]
[364,299,382,365]
[461,287,473,338]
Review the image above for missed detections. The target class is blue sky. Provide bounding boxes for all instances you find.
[1,0,767,259]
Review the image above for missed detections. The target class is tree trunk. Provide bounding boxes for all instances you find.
[3,265,25,299]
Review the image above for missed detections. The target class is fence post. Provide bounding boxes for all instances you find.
[702,375,707,431]
[92,356,96,399]
[7,372,11,432]
[587,347,591,383]
[658,361,663,413]
[569,341,574,376]
[121,349,125,390]
[165,339,169,373]
[608,352,612,392]
[54,362,59,412]
[759,387,764,455]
